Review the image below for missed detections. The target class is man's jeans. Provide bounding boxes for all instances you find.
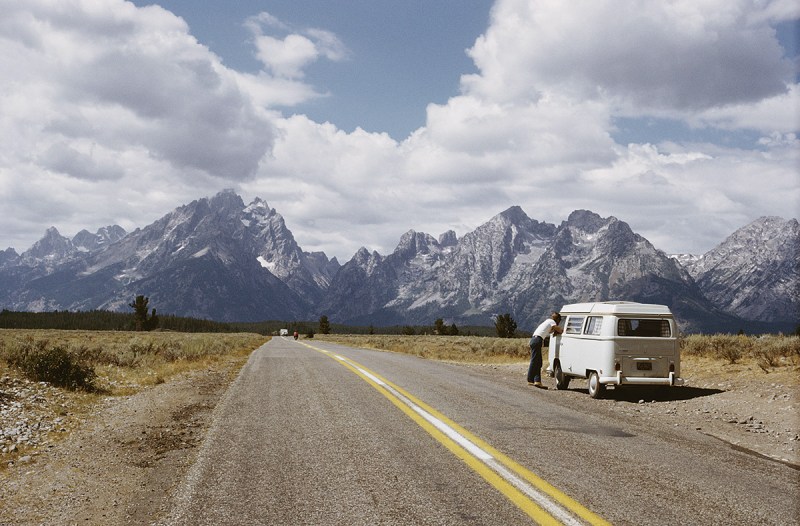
[527,335,544,383]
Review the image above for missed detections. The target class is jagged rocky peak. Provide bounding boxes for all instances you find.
[497,205,529,224]
[393,230,440,259]
[560,211,645,257]
[351,246,383,269]
[0,247,20,267]
[98,225,127,243]
[23,227,72,260]
[689,216,799,276]
[438,230,458,247]
[242,196,293,241]
[242,196,272,221]
[72,225,127,251]
[483,206,557,240]
[72,229,98,251]
[565,210,611,233]
[210,188,245,210]
[685,215,799,322]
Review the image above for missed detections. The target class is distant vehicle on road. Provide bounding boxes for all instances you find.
[546,301,683,398]
[280,329,288,336]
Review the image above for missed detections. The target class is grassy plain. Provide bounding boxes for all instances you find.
[0,329,268,394]
[317,333,800,377]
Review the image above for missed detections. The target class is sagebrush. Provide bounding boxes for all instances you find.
[0,330,268,392]
[1,338,96,391]
[320,333,800,368]
[680,334,800,366]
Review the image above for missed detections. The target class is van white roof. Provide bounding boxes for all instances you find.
[559,301,673,316]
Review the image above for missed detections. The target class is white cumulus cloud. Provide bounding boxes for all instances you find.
[0,0,797,264]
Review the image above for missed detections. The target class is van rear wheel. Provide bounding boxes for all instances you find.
[554,362,570,390]
[587,371,605,399]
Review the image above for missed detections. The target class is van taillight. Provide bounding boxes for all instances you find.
[615,362,621,371]
[669,363,675,372]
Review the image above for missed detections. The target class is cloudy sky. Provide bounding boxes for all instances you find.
[1,0,798,261]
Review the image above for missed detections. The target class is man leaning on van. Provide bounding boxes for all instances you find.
[527,312,563,389]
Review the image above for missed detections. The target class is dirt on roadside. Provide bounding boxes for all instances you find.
[491,354,800,467]
[0,352,797,525]
[0,356,244,526]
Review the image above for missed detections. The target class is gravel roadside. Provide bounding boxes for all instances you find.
[1,351,797,525]
[0,355,245,526]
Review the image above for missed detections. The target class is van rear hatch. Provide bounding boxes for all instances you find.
[615,317,678,378]
[619,352,674,377]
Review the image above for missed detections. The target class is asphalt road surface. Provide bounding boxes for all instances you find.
[160,338,799,525]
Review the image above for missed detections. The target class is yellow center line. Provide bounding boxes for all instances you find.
[298,340,612,526]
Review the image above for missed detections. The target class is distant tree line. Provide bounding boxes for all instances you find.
[0,309,238,333]
[0,307,516,337]
[433,318,460,336]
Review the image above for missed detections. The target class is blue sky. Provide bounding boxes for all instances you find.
[1,0,798,261]
[131,0,493,140]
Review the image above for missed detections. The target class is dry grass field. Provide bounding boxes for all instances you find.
[317,333,800,372]
[0,329,268,471]
[317,334,533,363]
[0,329,268,395]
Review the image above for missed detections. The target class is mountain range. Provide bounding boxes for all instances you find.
[1,190,797,333]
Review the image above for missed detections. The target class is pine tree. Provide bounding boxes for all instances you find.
[494,313,517,338]
[319,315,331,335]
[129,295,158,331]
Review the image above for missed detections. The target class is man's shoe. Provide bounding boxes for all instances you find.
[533,382,548,389]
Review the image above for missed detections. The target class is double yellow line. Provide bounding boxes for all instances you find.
[300,341,611,526]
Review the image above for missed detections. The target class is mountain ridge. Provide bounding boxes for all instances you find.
[1,191,796,332]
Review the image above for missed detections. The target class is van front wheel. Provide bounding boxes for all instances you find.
[554,362,570,390]
[587,372,605,399]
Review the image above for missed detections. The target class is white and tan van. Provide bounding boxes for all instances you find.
[545,301,684,398]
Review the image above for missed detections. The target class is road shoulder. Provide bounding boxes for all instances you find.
[0,357,243,525]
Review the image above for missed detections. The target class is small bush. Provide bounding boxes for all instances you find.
[6,339,96,390]
[712,335,743,364]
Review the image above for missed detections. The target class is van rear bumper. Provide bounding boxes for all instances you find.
[599,371,684,387]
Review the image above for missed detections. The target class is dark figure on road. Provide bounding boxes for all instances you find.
[527,312,563,389]
[293,330,299,340]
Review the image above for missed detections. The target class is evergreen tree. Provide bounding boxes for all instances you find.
[129,295,158,331]
[319,315,331,335]
[494,313,517,338]
[434,318,446,335]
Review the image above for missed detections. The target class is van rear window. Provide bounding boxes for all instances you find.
[617,319,671,337]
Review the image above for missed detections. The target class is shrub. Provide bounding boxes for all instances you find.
[6,339,96,391]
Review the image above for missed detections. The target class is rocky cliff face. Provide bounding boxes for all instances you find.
[686,217,799,323]
[0,191,329,321]
[1,192,795,332]
[321,208,735,332]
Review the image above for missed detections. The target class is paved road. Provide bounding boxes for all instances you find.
[161,338,799,525]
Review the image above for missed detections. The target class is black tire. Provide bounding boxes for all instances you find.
[554,362,570,390]
[587,371,605,399]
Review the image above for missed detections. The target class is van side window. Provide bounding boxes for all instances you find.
[565,316,585,334]
[585,316,603,335]
[617,319,672,337]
